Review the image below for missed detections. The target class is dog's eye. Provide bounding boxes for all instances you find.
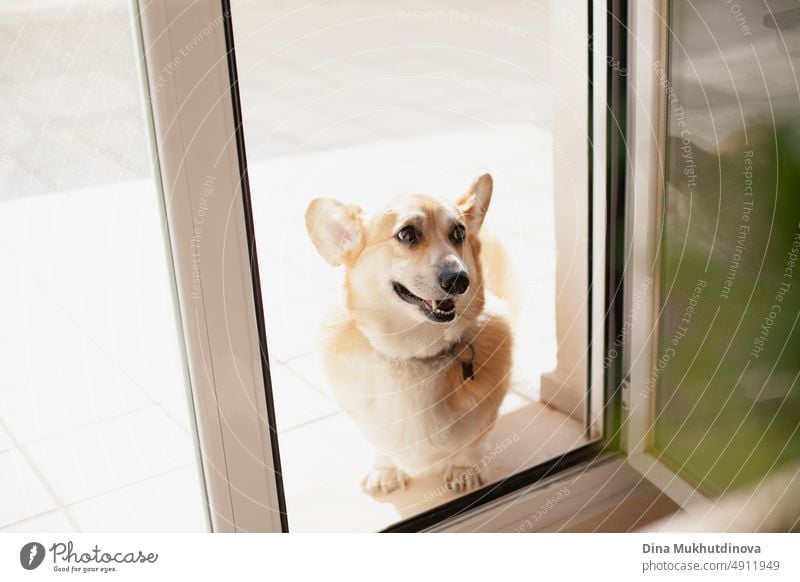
[396,225,421,245]
[450,224,466,244]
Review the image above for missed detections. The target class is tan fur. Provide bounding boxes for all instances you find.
[306,174,513,495]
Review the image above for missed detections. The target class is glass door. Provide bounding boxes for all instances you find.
[626,0,800,511]
[656,0,800,496]
[136,0,613,532]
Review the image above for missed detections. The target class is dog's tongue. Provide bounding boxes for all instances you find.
[422,299,434,310]
[438,298,455,311]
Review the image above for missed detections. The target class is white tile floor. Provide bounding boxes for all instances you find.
[0,181,208,532]
[0,449,57,527]
[278,400,588,532]
[0,0,589,533]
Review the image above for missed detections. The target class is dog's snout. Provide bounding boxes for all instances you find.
[439,270,470,295]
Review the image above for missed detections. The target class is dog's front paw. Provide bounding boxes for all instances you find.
[444,465,483,493]
[361,467,410,495]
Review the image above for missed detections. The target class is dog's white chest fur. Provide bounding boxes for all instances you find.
[328,352,464,473]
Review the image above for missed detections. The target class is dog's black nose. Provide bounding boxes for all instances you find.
[439,270,470,295]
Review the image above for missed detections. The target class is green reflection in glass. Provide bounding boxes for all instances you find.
[654,0,800,495]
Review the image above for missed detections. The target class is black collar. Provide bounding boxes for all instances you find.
[415,340,476,381]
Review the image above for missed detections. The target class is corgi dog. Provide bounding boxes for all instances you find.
[305,174,513,495]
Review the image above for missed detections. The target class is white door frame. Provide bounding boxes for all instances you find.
[622,0,712,515]
[133,0,613,532]
[134,0,285,532]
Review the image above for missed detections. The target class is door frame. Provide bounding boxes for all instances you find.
[135,0,286,532]
[134,0,626,532]
[621,0,712,515]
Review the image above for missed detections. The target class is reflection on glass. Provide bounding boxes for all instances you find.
[656,0,800,494]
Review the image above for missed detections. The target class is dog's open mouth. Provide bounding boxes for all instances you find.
[392,282,456,323]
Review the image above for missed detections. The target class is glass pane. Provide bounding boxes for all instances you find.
[233,1,595,530]
[0,0,208,531]
[655,0,800,494]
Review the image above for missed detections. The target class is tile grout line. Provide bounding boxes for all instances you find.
[278,410,340,435]
[0,416,81,532]
[0,241,184,417]
[279,354,335,402]
[1,402,199,530]
[60,462,198,514]
[0,508,68,532]
[0,462,198,532]
[4,399,173,450]
[153,398,195,436]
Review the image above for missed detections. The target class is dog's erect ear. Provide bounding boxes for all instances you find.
[305,198,365,267]
[456,173,493,233]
